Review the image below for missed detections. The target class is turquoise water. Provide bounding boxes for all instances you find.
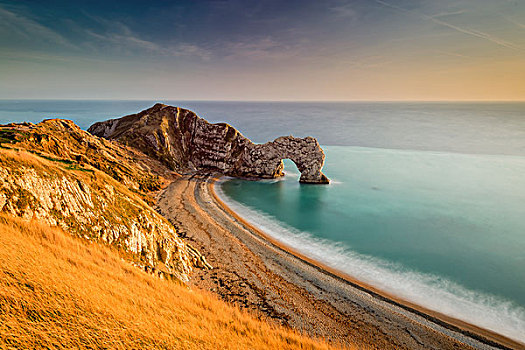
[219,147,525,342]
[2,100,525,342]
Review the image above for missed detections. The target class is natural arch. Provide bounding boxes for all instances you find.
[230,136,330,184]
[89,104,330,184]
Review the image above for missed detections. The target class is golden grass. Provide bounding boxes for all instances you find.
[0,215,344,350]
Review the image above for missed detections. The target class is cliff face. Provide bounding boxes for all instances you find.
[1,119,174,191]
[0,120,210,282]
[88,104,329,184]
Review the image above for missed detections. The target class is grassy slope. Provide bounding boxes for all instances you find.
[0,215,342,350]
[0,147,213,280]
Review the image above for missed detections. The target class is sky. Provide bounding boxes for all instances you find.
[0,0,524,101]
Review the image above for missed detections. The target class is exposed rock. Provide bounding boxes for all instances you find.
[1,118,177,192]
[0,146,210,283]
[89,104,329,184]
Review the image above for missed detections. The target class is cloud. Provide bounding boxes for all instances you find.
[82,18,211,60]
[429,17,522,51]
[171,44,212,61]
[85,29,161,52]
[433,50,471,59]
[430,10,466,18]
[0,5,75,49]
[225,37,298,60]
[0,49,109,65]
[375,0,523,51]
[329,3,359,21]
[503,16,525,30]
[0,6,211,61]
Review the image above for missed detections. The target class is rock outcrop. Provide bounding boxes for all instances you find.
[0,121,210,282]
[1,119,176,191]
[88,104,329,184]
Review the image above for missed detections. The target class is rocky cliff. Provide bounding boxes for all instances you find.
[89,104,330,184]
[0,120,210,282]
[0,119,175,192]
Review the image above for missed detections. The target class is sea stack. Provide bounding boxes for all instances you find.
[88,104,330,184]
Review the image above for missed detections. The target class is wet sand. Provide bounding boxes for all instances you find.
[156,173,522,350]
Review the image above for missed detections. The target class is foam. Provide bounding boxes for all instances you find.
[216,182,525,343]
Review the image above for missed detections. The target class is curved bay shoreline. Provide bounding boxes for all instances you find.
[156,173,522,350]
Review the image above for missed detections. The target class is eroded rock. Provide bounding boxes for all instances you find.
[0,150,210,282]
[89,104,330,184]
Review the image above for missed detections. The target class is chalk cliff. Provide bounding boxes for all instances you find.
[88,104,329,184]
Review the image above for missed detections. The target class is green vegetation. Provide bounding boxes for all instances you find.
[0,129,27,145]
[65,163,95,173]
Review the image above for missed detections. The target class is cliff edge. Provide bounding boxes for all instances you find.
[0,119,210,282]
[88,104,329,184]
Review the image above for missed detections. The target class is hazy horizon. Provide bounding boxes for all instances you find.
[2,98,525,102]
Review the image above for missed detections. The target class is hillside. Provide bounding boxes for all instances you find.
[0,118,173,191]
[0,117,345,348]
[0,119,209,282]
[0,214,339,349]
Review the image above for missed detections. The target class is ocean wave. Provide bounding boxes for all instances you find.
[216,182,525,343]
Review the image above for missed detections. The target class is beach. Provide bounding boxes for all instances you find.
[156,173,522,350]
[3,0,525,346]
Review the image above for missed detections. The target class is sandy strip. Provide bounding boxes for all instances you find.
[156,173,522,350]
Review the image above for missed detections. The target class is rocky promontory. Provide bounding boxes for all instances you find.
[89,104,329,184]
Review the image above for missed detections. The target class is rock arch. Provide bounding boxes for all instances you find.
[89,104,330,184]
[232,136,330,184]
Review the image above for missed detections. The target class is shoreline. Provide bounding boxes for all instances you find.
[156,173,523,349]
[208,175,523,350]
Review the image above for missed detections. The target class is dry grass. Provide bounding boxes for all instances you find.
[0,215,343,350]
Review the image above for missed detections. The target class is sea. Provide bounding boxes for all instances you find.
[1,100,524,342]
